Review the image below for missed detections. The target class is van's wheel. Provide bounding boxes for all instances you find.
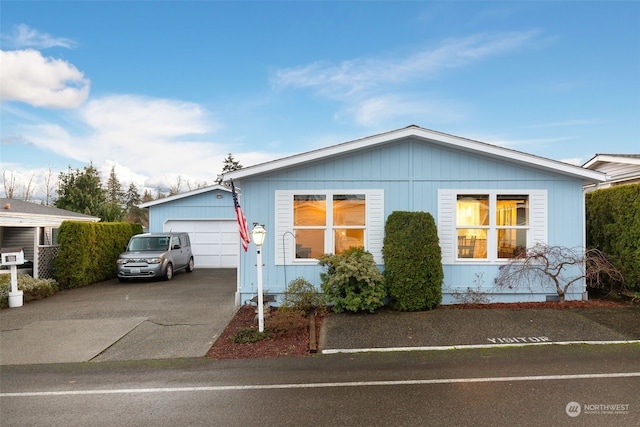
[165,263,173,281]
[186,257,194,273]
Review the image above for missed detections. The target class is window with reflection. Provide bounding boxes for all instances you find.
[293,195,326,258]
[293,193,366,258]
[456,194,529,260]
[496,195,528,258]
[333,194,365,253]
[456,195,489,259]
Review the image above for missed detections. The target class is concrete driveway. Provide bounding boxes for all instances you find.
[0,269,238,365]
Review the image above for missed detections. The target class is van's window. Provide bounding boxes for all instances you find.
[129,237,170,251]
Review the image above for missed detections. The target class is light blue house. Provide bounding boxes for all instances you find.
[140,185,239,268]
[222,126,606,306]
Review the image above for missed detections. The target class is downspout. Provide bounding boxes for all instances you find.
[581,188,588,301]
[33,226,40,280]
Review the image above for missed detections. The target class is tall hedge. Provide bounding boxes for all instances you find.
[383,211,443,311]
[55,221,142,288]
[586,183,640,291]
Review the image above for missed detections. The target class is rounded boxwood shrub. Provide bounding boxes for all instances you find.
[383,211,443,311]
[318,247,386,313]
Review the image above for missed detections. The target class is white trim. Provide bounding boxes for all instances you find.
[139,184,232,208]
[583,154,640,168]
[438,189,547,264]
[274,189,384,265]
[223,126,606,183]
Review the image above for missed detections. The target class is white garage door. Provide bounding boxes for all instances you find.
[164,220,238,268]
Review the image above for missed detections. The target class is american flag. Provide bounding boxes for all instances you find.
[231,180,251,252]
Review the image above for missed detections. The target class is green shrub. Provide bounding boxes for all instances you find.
[318,247,386,313]
[55,221,141,288]
[0,274,60,308]
[280,277,327,314]
[586,184,640,291]
[383,211,443,311]
[230,327,271,344]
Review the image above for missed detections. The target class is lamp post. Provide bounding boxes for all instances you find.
[251,224,267,332]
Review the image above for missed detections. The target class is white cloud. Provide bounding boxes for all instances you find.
[0,24,77,49]
[15,94,286,196]
[82,95,211,138]
[524,119,595,129]
[273,30,541,99]
[0,49,90,109]
[343,95,466,127]
[273,30,540,128]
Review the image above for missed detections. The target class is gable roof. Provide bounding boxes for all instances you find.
[139,184,232,208]
[582,153,640,169]
[582,153,640,188]
[222,125,606,183]
[0,198,100,227]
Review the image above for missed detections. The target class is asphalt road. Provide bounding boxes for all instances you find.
[1,345,638,426]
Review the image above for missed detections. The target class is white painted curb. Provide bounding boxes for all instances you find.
[320,340,640,354]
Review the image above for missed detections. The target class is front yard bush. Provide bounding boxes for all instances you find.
[280,277,327,314]
[383,211,443,311]
[0,274,60,308]
[318,247,386,313]
[586,184,640,291]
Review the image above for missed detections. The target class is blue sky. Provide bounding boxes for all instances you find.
[1,1,639,200]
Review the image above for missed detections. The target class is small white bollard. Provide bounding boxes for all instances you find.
[9,290,24,308]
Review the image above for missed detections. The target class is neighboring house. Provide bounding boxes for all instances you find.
[582,154,640,191]
[221,125,606,305]
[0,198,100,279]
[140,185,238,268]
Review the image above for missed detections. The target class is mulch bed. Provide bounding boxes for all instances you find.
[206,305,321,360]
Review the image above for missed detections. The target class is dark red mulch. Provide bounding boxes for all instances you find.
[206,305,320,360]
[443,299,627,310]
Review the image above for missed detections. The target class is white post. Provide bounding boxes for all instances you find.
[256,247,264,332]
[9,265,23,308]
[251,224,267,332]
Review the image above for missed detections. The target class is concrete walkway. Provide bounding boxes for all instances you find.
[0,269,238,365]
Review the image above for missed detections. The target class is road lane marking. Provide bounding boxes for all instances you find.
[321,340,640,354]
[2,372,639,397]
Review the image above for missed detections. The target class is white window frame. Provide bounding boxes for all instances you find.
[438,189,547,264]
[275,189,384,265]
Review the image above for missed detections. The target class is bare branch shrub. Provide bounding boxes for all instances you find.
[494,243,624,303]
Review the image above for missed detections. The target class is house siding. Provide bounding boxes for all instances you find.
[147,190,235,232]
[235,137,588,304]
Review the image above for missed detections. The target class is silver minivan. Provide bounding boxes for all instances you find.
[116,233,194,282]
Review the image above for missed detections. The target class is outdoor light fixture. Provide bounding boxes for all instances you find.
[251,224,267,332]
[251,224,266,247]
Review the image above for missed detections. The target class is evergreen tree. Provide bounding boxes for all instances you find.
[125,182,147,226]
[222,153,242,173]
[101,166,125,221]
[106,166,125,204]
[55,163,106,217]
